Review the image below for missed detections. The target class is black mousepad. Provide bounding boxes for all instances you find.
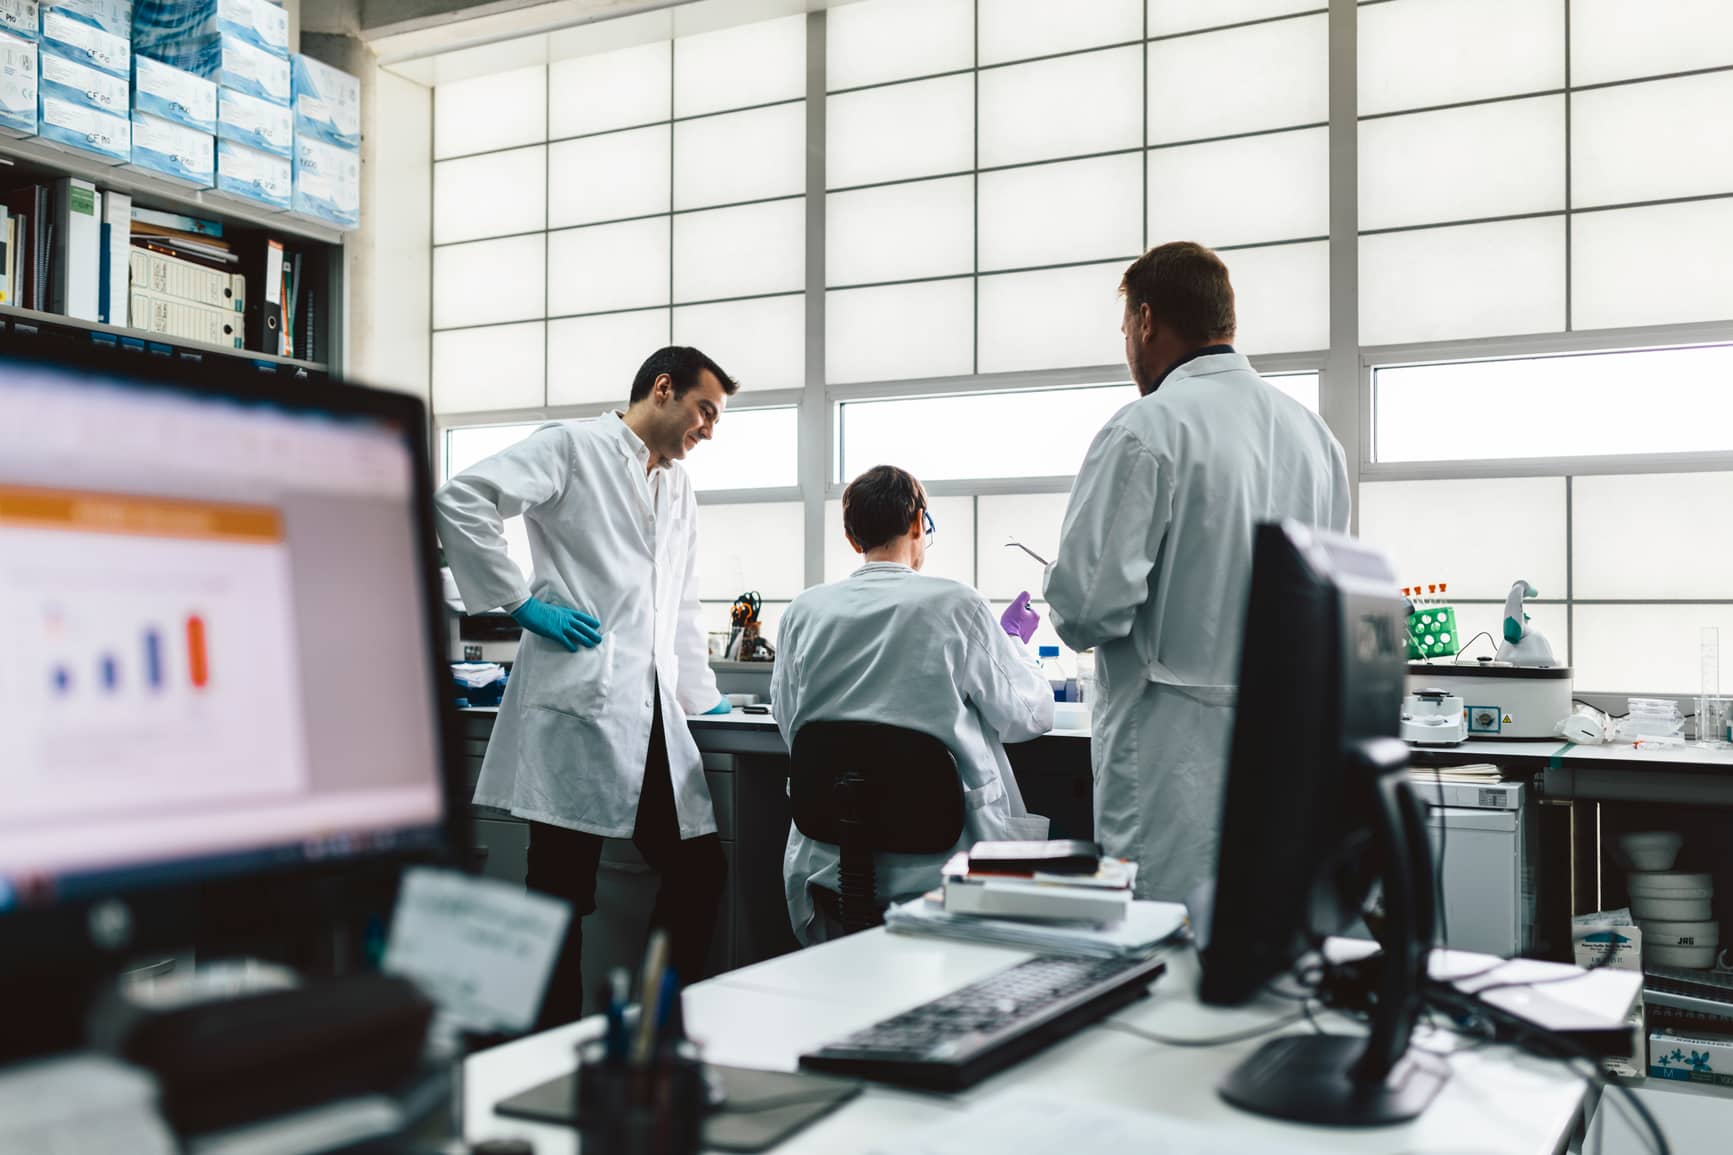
[495,1063,862,1152]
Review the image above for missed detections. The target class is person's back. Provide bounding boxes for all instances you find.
[773,468,1054,944]
[1045,243,1350,904]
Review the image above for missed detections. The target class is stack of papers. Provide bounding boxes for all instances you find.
[885,895,1188,959]
[1409,762,1504,783]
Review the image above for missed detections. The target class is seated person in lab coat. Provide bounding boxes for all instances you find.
[771,465,1056,945]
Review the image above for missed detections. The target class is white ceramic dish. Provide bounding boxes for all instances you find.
[1645,942,1719,968]
[1638,920,1719,947]
[1631,895,1713,921]
[1619,831,1683,872]
[1628,871,1714,896]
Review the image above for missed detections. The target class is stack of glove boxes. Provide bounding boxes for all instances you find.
[0,0,36,139]
[38,0,131,162]
[128,51,213,184]
[289,52,356,229]
[133,0,289,207]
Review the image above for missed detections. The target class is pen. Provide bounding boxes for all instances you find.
[632,929,670,1067]
[652,965,680,1049]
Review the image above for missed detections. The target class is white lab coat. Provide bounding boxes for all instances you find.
[434,415,722,839]
[1044,352,1350,902]
[772,563,1055,944]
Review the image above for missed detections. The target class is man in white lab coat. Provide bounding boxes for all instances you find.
[435,346,736,1028]
[1044,242,1351,904]
[772,466,1055,945]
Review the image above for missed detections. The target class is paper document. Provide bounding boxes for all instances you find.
[867,1091,1326,1155]
[885,895,1187,959]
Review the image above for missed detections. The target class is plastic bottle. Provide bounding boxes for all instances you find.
[1074,650,1095,705]
[1037,645,1070,702]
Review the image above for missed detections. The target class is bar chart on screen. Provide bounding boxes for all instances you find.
[0,486,313,841]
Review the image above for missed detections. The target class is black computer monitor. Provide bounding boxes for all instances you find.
[0,345,462,1044]
[1197,521,1446,1126]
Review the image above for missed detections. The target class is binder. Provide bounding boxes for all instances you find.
[254,237,284,355]
[99,189,128,325]
[129,245,240,310]
[130,288,243,348]
[49,177,101,321]
[0,204,10,305]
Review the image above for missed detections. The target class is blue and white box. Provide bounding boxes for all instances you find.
[42,0,128,36]
[0,31,35,136]
[216,136,288,207]
[39,92,128,160]
[292,133,357,228]
[129,111,212,184]
[291,53,357,150]
[134,0,286,60]
[40,7,124,76]
[0,0,39,41]
[217,84,287,156]
[133,53,215,132]
[150,31,284,103]
[40,45,124,115]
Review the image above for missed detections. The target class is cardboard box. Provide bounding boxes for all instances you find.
[133,52,216,132]
[1650,1030,1733,1088]
[42,0,128,36]
[39,6,126,77]
[0,30,35,136]
[38,91,127,161]
[133,0,286,60]
[291,132,357,229]
[39,44,125,115]
[290,52,358,149]
[216,83,288,155]
[215,135,288,208]
[0,0,39,41]
[128,111,213,185]
[1576,918,1645,1078]
[137,29,285,104]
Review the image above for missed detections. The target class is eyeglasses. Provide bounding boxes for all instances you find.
[922,508,936,546]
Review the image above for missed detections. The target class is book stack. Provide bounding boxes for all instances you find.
[1,175,109,319]
[940,850,1138,924]
[37,0,131,164]
[126,204,242,346]
[133,0,290,209]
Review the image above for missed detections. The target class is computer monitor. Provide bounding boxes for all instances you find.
[0,346,462,996]
[1197,521,1446,1126]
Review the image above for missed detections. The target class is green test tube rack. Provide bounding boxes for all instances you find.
[1406,606,1460,660]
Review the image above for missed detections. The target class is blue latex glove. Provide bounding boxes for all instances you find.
[510,597,603,652]
[703,699,732,715]
[1001,591,1040,644]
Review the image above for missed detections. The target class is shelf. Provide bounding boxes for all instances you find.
[0,303,329,374]
[0,135,348,245]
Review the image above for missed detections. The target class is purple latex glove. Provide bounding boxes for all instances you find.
[1001,591,1040,643]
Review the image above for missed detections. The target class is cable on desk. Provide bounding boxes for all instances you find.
[1095,1009,1307,1049]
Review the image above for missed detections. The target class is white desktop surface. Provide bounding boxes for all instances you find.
[464,929,1593,1155]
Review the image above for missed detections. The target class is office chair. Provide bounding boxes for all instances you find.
[789,721,967,935]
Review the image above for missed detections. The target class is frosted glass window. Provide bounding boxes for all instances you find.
[1358,0,1562,117]
[979,47,1142,168]
[978,263,1126,375]
[674,102,805,211]
[673,199,804,303]
[695,502,804,599]
[445,422,543,479]
[1571,0,1733,87]
[977,493,1074,600]
[549,41,670,138]
[826,280,974,383]
[672,296,806,392]
[434,147,546,244]
[1357,478,1567,598]
[1358,98,1564,232]
[1572,75,1733,209]
[1371,346,1733,462]
[1149,0,1320,36]
[1149,128,1327,248]
[548,126,670,229]
[1574,605,1733,694]
[434,234,546,329]
[673,15,806,119]
[680,408,799,491]
[978,154,1142,272]
[827,177,974,286]
[432,323,546,413]
[1148,16,1326,144]
[1573,200,1733,331]
[979,0,1140,67]
[839,385,1134,485]
[1575,473,1733,599]
[1267,371,1320,412]
[546,309,669,406]
[827,74,974,189]
[1223,241,1328,355]
[547,218,671,316]
[827,0,973,91]
[434,66,546,159]
[823,495,975,585]
[1360,219,1565,346]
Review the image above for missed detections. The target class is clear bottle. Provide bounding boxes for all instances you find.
[1074,650,1095,705]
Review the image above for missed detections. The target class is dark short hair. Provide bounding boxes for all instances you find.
[842,465,925,553]
[1119,241,1236,343]
[628,346,739,404]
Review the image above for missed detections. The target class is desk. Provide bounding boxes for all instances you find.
[1405,736,1733,807]
[465,929,1594,1155]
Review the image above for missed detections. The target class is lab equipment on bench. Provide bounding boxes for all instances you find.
[1400,689,1466,746]
[1403,662,1573,739]
[726,590,775,662]
[1403,583,1460,661]
[1413,777,1537,958]
[1003,538,1049,567]
[798,953,1168,1092]
[1699,626,1727,743]
[1495,579,1557,667]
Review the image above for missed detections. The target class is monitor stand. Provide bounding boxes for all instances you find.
[1218,738,1450,1127]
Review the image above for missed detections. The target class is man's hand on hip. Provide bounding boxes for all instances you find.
[511,597,603,652]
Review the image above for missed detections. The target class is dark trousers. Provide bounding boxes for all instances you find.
[525,694,727,1030]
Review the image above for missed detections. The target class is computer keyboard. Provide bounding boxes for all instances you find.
[798,953,1167,1091]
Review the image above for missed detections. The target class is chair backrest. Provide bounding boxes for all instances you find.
[788,721,966,854]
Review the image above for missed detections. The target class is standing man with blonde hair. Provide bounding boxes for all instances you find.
[1044,242,1351,903]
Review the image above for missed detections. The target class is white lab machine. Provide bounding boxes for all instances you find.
[1413,777,1537,958]
[1401,689,1467,746]
[1405,663,1573,739]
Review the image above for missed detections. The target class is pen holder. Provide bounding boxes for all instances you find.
[574,1039,706,1155]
